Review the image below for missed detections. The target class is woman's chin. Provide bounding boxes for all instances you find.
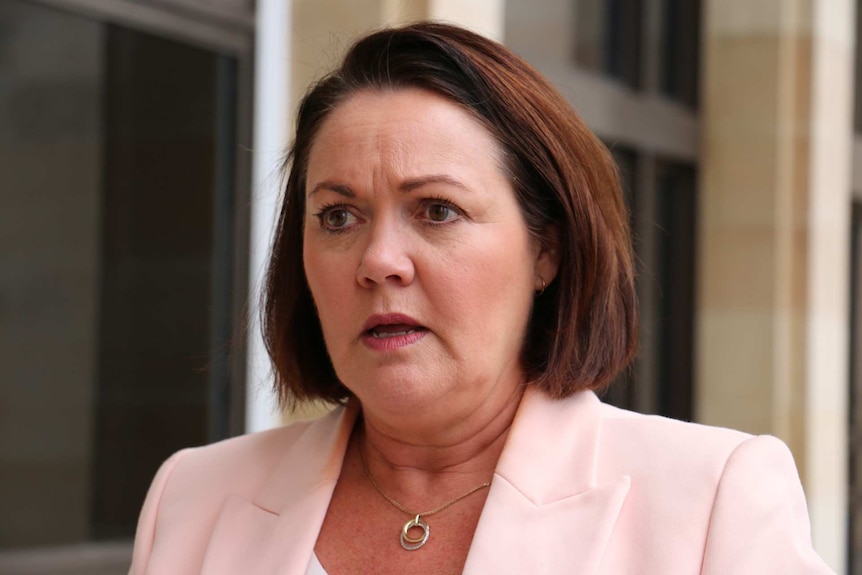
[351,372,454,415]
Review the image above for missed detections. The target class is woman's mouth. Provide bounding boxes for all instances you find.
[369,324,423,338]
[361,314,428,350]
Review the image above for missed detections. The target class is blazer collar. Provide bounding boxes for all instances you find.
[200,402,358,575]
[201,389,628,574]
[250,386,607,512]
[255,401,358,514]
[463,387,631,574]
[496,386,605,502]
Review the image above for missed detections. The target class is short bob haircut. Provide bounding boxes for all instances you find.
[263,22,637,409]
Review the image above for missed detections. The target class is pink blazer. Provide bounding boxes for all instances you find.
[129,388,834,574]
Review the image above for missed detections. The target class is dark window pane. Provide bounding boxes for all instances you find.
[596,151,697,420]
[0,0,241,549]
[848,203,862,572]
[575,0,643,89]
[92,25,237,540]
[602,144,638,410]
[653,160,697,421]
[659,0,701,108]
[0,0,103,548]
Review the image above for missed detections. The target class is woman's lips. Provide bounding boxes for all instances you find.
[361,314,428,351]
[369,324,420,338]
[362,313,421,332]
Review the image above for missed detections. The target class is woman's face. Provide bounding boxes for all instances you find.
[303,88,557,424]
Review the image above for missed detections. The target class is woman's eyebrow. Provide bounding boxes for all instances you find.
[308,181,354,198]
[399,175,472,193]
[310,175,473,197]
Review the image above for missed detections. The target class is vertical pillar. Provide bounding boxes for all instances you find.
[291,0,504,113]
[424,0,504,40]
[699,0,852,569]
[247,0,292,433]
[806,1,854,566]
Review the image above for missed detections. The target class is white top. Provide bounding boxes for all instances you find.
[305,552,329,575]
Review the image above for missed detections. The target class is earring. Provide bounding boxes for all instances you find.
[537,276,547,295]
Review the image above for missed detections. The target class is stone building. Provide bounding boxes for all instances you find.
[0,0,856,572]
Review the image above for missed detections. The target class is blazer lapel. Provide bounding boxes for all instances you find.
[197,390,627,574]
[200,403,359,575]
[463,388,630,574]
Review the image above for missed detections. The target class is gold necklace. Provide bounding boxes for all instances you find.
[358,444,491,551]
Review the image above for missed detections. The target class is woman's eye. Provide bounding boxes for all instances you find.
[424,202,458,223]
[317,207,356,230]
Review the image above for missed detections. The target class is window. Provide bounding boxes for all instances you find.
[602,144,640,409]
[0,0,248,558]
[658,0,701,108]
[601,148,697,421]
[849,202,862,573]
[652,159,697,421]
[574,0,644,89]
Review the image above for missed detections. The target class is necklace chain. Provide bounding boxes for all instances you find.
[358,443,492,519]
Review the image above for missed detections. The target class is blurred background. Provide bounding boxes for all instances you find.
[0,0,856,572]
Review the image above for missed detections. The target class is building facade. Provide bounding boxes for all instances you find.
[0,0,856,573]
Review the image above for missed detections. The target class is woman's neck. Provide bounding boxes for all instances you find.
[356,383,525,493]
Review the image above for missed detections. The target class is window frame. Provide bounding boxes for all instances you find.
[0,0,252,571]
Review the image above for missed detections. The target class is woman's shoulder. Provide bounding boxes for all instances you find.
[597,400,754,452]
[155,407,345,504]
[586,400,831,573]
[129,407,349,574]
[592,398,799,497]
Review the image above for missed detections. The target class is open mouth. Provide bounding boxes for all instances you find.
[367,324,426,339]
[361,314,428,344]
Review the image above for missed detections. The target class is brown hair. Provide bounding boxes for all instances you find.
[263,22,637,408]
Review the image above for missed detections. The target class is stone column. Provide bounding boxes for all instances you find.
[699,0,853,569]
[291,0,504,110]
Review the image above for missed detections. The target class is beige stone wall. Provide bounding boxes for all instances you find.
[699,0,852,569]
[290,0,503,114]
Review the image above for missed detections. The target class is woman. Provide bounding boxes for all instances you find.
[130,22,833,574]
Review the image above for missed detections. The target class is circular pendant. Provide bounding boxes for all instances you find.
[400,515,430,550]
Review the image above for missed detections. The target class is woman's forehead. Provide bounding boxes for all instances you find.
[305,89,505,192]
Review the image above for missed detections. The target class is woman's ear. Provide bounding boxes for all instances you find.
[534,225,561,291]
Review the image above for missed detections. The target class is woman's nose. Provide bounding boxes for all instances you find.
[355,220,415,289]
